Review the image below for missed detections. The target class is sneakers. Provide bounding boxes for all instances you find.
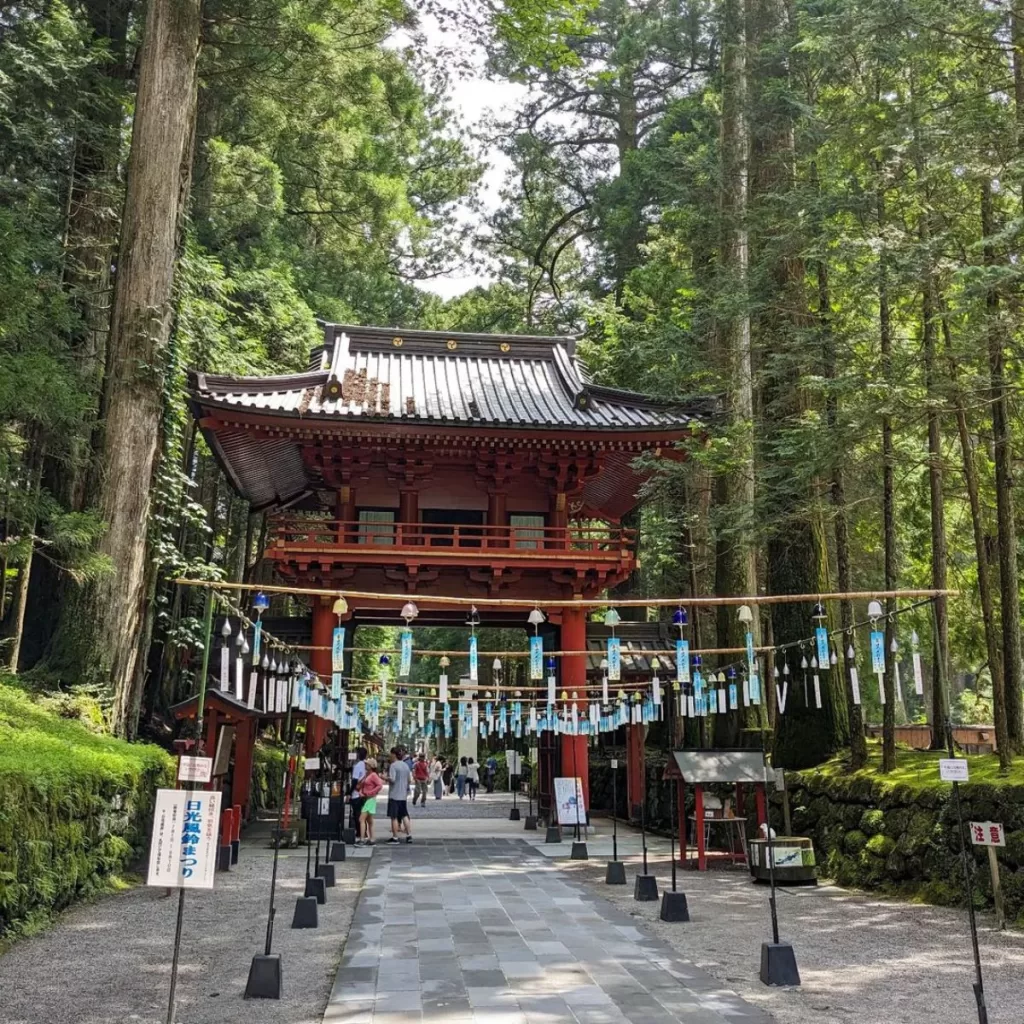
[387,837,401,845]
[406,836,413,843]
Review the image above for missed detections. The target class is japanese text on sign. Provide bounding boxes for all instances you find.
[939,758,969,782]
[146,789,221,889]
[969,821,1005,847]
[176,756,213,783]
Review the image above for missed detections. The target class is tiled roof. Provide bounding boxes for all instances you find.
[189,323,707,432]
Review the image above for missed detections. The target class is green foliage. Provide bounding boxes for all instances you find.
[0,676,173,938]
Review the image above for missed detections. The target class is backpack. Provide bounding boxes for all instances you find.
[413,760,430,781]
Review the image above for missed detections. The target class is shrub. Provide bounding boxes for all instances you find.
[0,678,173,940]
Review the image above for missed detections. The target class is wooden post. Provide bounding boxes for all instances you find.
[678,779,688,866]
[988,846,1006,930]
[695,784,706,871]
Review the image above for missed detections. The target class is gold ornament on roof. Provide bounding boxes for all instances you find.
[446,339,458,350]
[500,342,511,352]
[392,336,403,347]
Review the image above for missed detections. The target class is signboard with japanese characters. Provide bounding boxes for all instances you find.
[554,776,587,825]
[939,758,969,782]
[146,789,221,889]
[176,756,213,784]
[969,821,1005,847]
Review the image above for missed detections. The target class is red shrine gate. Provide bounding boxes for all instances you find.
[189,323,703,808]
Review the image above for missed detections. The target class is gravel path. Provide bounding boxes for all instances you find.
[562,849,1024,1024]
[0,821,368,1024]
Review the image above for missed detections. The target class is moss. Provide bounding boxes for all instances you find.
[844,829,867,854]
[860,809,885,836]
[0,676,172,940]
[865,833,895,857]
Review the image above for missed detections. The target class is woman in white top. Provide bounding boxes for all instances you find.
[466,758,480,800]
[430,757,444,800]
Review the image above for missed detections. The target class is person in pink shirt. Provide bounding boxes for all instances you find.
[356,757,383,846]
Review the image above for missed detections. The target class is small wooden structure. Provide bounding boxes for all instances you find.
[170,690,260,820]
[667,749,768,871]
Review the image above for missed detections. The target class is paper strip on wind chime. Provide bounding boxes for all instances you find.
[439,672,448,704]
[247,669,258,709]
[331,672,342,700]
[252,619,262,660]
[400,630,413,677]
[469,635,478,681]
[530,635,543,679]
[913,645,924,696]
[220,642,230,691]
[332,627,345,674]
[815,626,830,667]
[607,637,621,681]
[870,630,885,673]
[676,639,690,683]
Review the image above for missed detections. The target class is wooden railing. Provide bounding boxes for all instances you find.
[267,518,635,557]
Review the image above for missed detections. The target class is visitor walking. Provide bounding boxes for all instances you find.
[467,757,480,800]
[442,759,455,795]
[356,757,382,846]
[431,756,444,800]
[485,754,497,794]
[388,747,413,843]
[350,746,368,838]
[456,756,469,799]
[412,753,430,806]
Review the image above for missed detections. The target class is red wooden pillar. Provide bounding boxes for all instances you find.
[231,717,254,819]
[695,784,706,871]
[487,489,507,548]
[755,782,767,830]
[626,724,645,819]
[308,598,334,755]
[677,778,688,865]
[560,605,589,811]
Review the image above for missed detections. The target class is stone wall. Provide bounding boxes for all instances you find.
[787,769,1024,923]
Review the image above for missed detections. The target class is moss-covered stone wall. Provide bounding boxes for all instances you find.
[787,768,1024,924]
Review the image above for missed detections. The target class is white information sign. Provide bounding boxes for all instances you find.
[553,776,587,826]
[146,788,221,889]
[176,756,213,784]
[304,757,321,771]
[506,750,523,776]
[610,758,618,769]
[939,758,969,782]
[969,821,1005,847]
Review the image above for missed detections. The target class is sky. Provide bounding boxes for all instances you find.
[401,10,527,299]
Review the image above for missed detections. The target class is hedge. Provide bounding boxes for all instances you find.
[0,678,173,940]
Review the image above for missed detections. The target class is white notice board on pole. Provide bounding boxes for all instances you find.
[146,789,221,889]
[506,750,522,777]
[554,777,587,827]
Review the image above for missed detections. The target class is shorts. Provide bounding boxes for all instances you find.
[389,799,409,821]
[351,796,365,818]
[361,797,377,815]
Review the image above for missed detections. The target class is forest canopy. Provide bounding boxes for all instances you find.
[2,0,1024,772]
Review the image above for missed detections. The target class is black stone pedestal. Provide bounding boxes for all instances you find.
[509,807,521,821]
[291,896,318,929]
[634,874,659,901]
[315,863,336,887]
[217,845,232,872]
[304,875,326,905]
[605,861,626,885]
[660,891,690,922]
[231,839,240,865]
[342,827,356,846]
[570,842,588,860]
[330,842,347,862]
[524,816,538,831]
[544,825,562,843]
[760,942,800,986]
[244,954,282,999]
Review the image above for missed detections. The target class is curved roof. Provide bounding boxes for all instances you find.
[189,323,709,432]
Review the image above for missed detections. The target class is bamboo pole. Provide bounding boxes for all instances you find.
[173,577,956,609]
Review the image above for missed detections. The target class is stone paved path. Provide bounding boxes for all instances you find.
[323,838,774,1024]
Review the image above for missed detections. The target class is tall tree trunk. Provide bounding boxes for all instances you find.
[713,0,758,670]
[878,176,897,773]
[943,314,1010,768]
[48,0,202,737]
[981,181,1023,753]
[921,249,949,744]
[4,449,44,672]
[818,241,866,767]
